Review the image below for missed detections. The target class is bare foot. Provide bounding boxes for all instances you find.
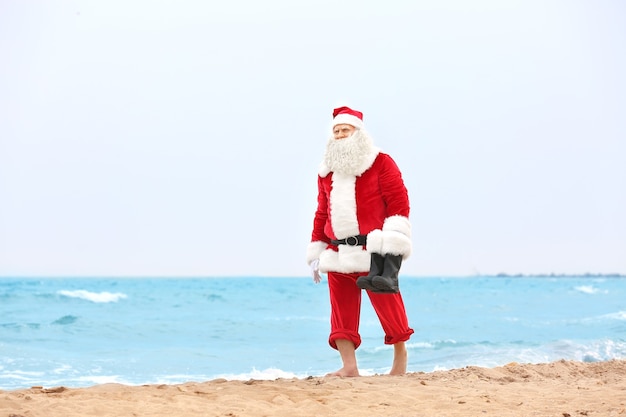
[390,342,408,375]
[326,367,360,377]
[328,339,359,377]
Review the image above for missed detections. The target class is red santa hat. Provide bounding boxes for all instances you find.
[332,106,364,130]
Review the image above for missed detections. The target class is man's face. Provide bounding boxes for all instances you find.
[332,124,356,140]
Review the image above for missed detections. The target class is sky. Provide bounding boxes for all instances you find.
[1,0,625,277]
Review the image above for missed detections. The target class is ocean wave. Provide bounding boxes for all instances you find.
[557,339,626,362]
[57,290,127,303]
[76,375,127,386]
[52,315,79,325]
[0,322,40,330]
[73,371,310,387]
[268,316,327,322]
[0,370,44,381]
[420,339,626,373]
[215,367,306,381]
[574,285,608,295]
[601,311,626,321]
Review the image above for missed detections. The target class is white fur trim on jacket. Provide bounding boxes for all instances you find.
[306,241,329,265]
[366,215,412,259]
[318,245,371,273]
[308,241,371,273]
[329,173,360,239]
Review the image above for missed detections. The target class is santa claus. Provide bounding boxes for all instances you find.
[306,106,414,377]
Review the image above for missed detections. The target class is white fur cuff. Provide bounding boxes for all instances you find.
[382,215,411,238]
[366,229,412,259]
[366,229,384,254]
[306,241,328,265]
[382,231,412,259]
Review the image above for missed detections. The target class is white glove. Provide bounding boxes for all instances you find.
[310,259,322,284]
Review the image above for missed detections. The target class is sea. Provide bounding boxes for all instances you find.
[1,276,625,391]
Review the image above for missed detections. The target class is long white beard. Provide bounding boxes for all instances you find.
[323,129,377,176]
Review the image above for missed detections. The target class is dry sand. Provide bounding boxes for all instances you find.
[2,359,625,416]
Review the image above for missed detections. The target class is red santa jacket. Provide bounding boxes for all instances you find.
[307,151,412,273]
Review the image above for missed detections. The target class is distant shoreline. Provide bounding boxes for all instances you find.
[490,273,626,278]
[0,274,625,280]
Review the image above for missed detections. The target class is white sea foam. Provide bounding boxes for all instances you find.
[406,341,436,349]
[574,285,608,295]
[211,367,377,381]
[215,368,303,381]
[76,375,127,385]
[0,370,44,380]
[603,311,626,321]
[52,364,73,374]
[58,290,127,303]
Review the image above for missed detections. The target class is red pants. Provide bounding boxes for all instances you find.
[327,271,414,350]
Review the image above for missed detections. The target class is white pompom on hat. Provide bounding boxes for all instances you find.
[332,106,364,129]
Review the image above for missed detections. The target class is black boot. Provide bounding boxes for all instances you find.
[356,253,385,291]
[371,254,403,294]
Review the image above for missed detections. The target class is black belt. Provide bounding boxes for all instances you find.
[330,234,367,246]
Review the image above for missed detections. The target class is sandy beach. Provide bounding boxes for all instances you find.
[2,359,625,416]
